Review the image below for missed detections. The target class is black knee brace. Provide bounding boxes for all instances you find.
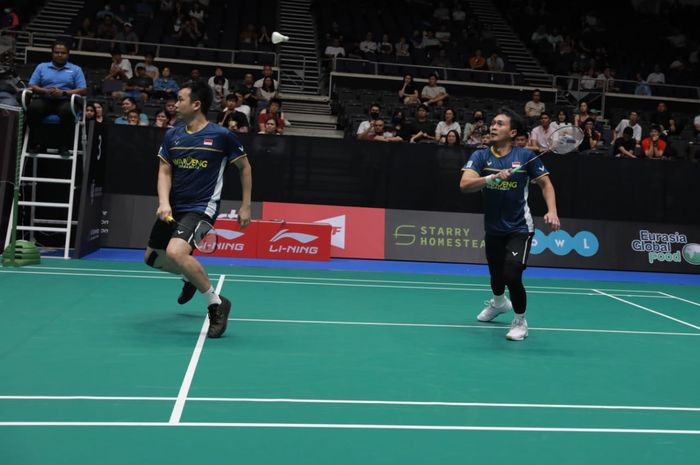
[145,250,161,268]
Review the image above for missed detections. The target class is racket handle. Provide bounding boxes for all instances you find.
[166,216,174,223]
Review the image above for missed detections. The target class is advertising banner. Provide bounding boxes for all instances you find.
[262,202,385,259]
[256,220,332,261]
[193,217,257,258]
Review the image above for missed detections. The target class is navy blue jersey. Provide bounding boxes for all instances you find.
[463,146,549,236]
[157,122,246,217]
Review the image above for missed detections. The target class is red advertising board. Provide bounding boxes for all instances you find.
[193,219,331,261]
[262,202,386,259]
[256,220,332,261]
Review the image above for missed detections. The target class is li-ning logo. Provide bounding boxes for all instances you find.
[270,229,318,244]
[269,229,319,254]
[531,229,599,257]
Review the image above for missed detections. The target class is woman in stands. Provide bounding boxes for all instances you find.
[444,129,462,147]
[551,109,572,130]
[574,100,592,128]
[398,73,419,105]
[256,76,278,108]
[435,108,461,144]
[208,66,229,111]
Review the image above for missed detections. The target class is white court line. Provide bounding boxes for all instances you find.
[1,421,700,435]
[19,265,671,294]
[657,291,700,308]
[229,317,700,337]
[3,395,700,413]
[0,269,668,297]
[168,275,226,424]
[592,289,700,332]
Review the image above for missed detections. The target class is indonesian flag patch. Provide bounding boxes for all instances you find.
[512,161,521,168]
[203,138,214,146]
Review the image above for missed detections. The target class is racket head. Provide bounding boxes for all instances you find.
[547,125,584,154]
[192,220,217,254]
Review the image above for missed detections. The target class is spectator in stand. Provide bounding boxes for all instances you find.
[596,67,617,92]
[435,25,451,45]
[189,2,206,25]
[238,72,258,108]
[164,97,177,125]
[514,130,529,148]
[112,64,152,102]
[180,17,204,47]
[379,34,393,55]
[452,3,466,22]
[257,97,285,135]
[126,109,141,126]
[468,49,486,70]
[239,23,257,47]
[324,38,346,58]
[389,109,411,141]
[580,67,596,90]
[435,108,461,144]
[1,6,19,29]
[92,101,105,123]
[85,103,97,122]
[357,103,382,140]
[115,21,139,54]
[410,30,423,50]
[444,129,462,147]
[208,66,229,110]
[360,32,378,55]
[96,15,118,41]
[650,101,678,136]
[153,109,171,128]
[113,3,133,28]
[524,89,545,118]
[641,125,667,159]
[611,127,638,158]
[105,49,133,81]
[115,97,149,125]
[395,36,410,57]
[254,64,278,89]
[531,25,548,46]
[421,30,441,52]
[647,64,666,85]
[233,91,251,120]
[218,95,250,133]
[398,73,420,105]
[579,117,602,152]
[366,119,401,141]
[613,111,642,144]
[433,2,450,21]
[421,74,449,107]
[686,114,700,161]
[76,18,96,48]
[551,109,572,130]
[258,26,272,45]
[409,104,437,143]
[152,66,179,99]
[255,76,279,108]
[187,68,206,86]
[463,110,487,145]
[487,52,505,72]
[527,112,556,152]
[634,72,652,96]
[135,52,159,80]
[574,100,593,128]
[258,118,279,135]
[430,49,452,68]
[96,4,114,21]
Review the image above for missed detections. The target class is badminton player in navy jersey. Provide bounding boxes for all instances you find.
[144,81,252,338]
[460,108,559,341]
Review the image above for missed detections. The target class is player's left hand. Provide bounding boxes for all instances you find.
[238,204,251,229]
[544,211,560,231]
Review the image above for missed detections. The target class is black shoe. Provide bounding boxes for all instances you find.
[207,296,231,338]
[177,280,197,305]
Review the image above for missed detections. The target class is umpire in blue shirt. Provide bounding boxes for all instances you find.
[27,40,87,152]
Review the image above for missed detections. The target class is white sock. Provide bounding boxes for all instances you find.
[202,286,222,306]
[493,294,507,307]
[515,313,526,321]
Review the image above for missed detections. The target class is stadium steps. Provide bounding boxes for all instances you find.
[278,0,322,95]
[278,93,343,138]
[16,0,85,56]
[466,0,552,88]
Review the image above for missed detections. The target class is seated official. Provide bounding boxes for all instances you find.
[27,40,87,153]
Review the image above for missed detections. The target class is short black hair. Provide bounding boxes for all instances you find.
[369,102,381,111]
[121,96,137,106]
[584,117,595,125]
[496,107,524,136]
[622,127,634,136]
[183,80,213,114]
[269,97,282,107]
[52,39,70,53]
[225,93,238,102]
[540,111,551,119]
[650,124,661,132]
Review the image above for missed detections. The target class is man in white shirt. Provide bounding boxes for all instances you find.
[647,64,666,84]
[253,64,279,89]
[421,74,448,106]
[324,38,345,58]
[359,32,377,54]
[356,103,382,140]
[105,49,133,80]
[524,89,545,118]
[527,112,556,152]
[613,111,642,144]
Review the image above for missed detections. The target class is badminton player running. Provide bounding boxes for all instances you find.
[459,108,559,341]
[144,81,252,338]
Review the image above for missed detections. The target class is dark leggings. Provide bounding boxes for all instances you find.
[485,233,534,314]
